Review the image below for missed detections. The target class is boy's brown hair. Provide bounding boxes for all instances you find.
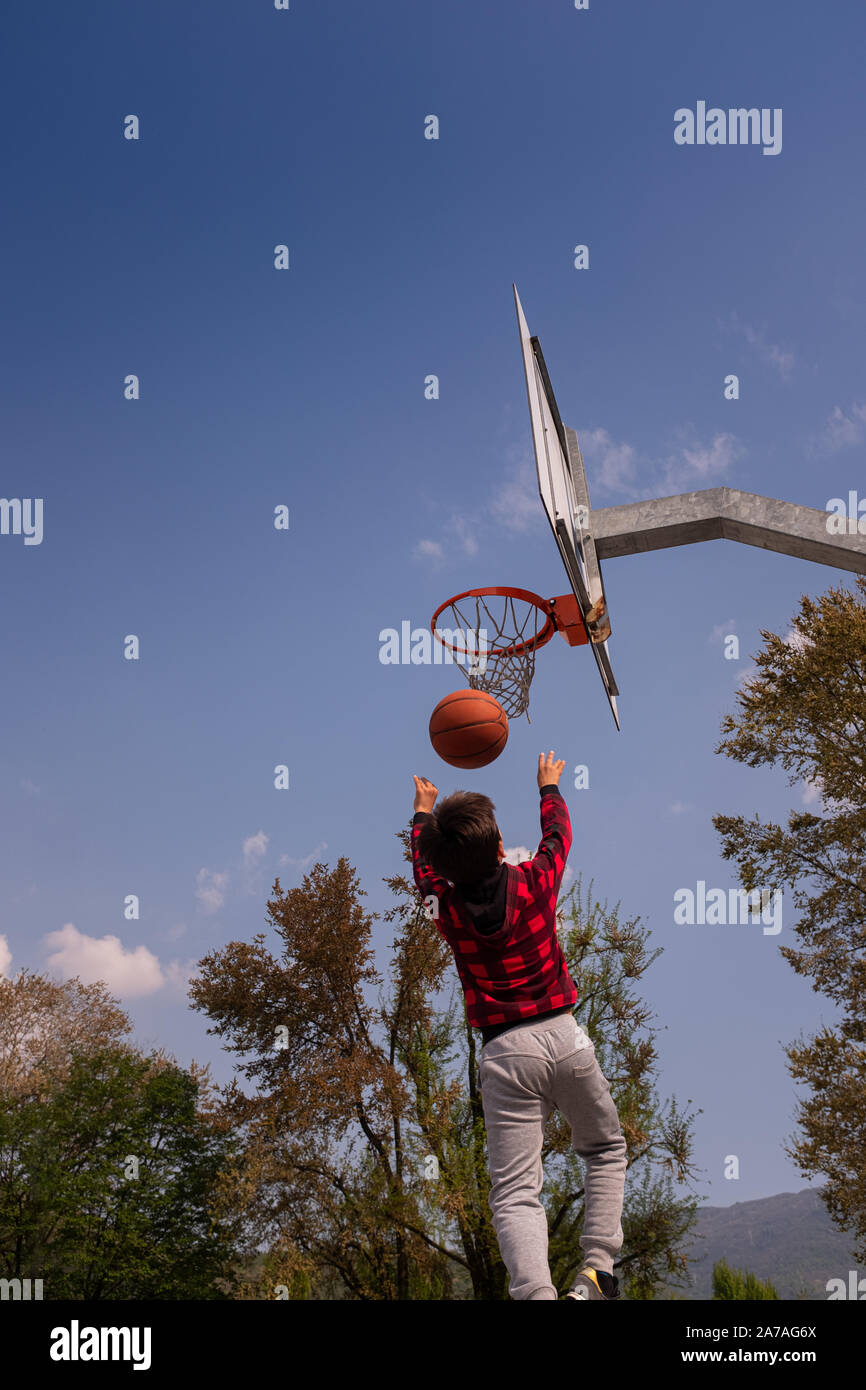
[417,790,501,884]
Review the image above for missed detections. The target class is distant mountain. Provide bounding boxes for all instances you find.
[658,1188,861,1300]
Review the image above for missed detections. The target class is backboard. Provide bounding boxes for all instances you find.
[513,284,620,728]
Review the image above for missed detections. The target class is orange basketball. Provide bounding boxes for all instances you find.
[429,689,509,769]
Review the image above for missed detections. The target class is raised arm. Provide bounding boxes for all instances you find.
[527,751,572,897]
[410,775,451,903]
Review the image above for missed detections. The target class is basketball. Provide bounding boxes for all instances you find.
[429,689,509,769]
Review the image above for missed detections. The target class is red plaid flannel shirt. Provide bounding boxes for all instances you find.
[412,786,577,1029]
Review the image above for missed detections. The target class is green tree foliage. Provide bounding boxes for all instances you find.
[713,579,866,1260]
[0,973,241,1299]
[712,1257,779,1299]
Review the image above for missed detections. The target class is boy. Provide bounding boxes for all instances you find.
[411,750,627,1302]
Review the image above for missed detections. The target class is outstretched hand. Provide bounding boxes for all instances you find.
[537,750,566,788]
[413,775,439,813]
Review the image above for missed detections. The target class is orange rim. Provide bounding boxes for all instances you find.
[430,586,557,658]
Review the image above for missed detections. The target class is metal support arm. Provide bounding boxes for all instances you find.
[591,488,866,575]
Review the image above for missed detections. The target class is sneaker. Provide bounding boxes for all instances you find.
[563,1267,621,1301]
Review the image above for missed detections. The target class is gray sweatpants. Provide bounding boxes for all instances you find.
[478,1011,627,1300]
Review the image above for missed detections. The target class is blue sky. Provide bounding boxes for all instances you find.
[2,0,865,1218]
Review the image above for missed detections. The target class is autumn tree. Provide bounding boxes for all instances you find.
[713,578,866,1260]
[191,859,457,1300]
[0,969,131,1093]
[192,846,702,1299]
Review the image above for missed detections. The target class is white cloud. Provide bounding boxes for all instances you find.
[670,801,694,815]
[708,619,737,644]
[413,512,479,567]
[278,841,329,873]
[580,427,638,494]
[413,538,445,563]
[784,627,813,652]
[801,777,856,815]
[661,433,741,492]
[801,778,824,807]
[450,513,479,556]
[491,458,539,532]
[243,831,269,868]
[491,428,639,515]
[163,958,200,994]
[490,421,739,518]
[768,345,795,378]
[577,427,740,499]
[42,924,166,997]
[0,935,11,977]
[195,868,228,914]
[725,313,795,380]
[820,402,866,452]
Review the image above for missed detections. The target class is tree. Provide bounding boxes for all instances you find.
[191,858,455,1300]
[192,842,702,1299]
[0,970,131,1093]
[0,972,241,1298]
[713,1258,779,1299]
[713,579,866,1260]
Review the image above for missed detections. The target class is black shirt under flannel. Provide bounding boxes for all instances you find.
[412,786,577,1031]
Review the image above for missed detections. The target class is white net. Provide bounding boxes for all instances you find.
[433,591,551,720]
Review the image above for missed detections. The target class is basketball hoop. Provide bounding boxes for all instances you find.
[430,587,558,720]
